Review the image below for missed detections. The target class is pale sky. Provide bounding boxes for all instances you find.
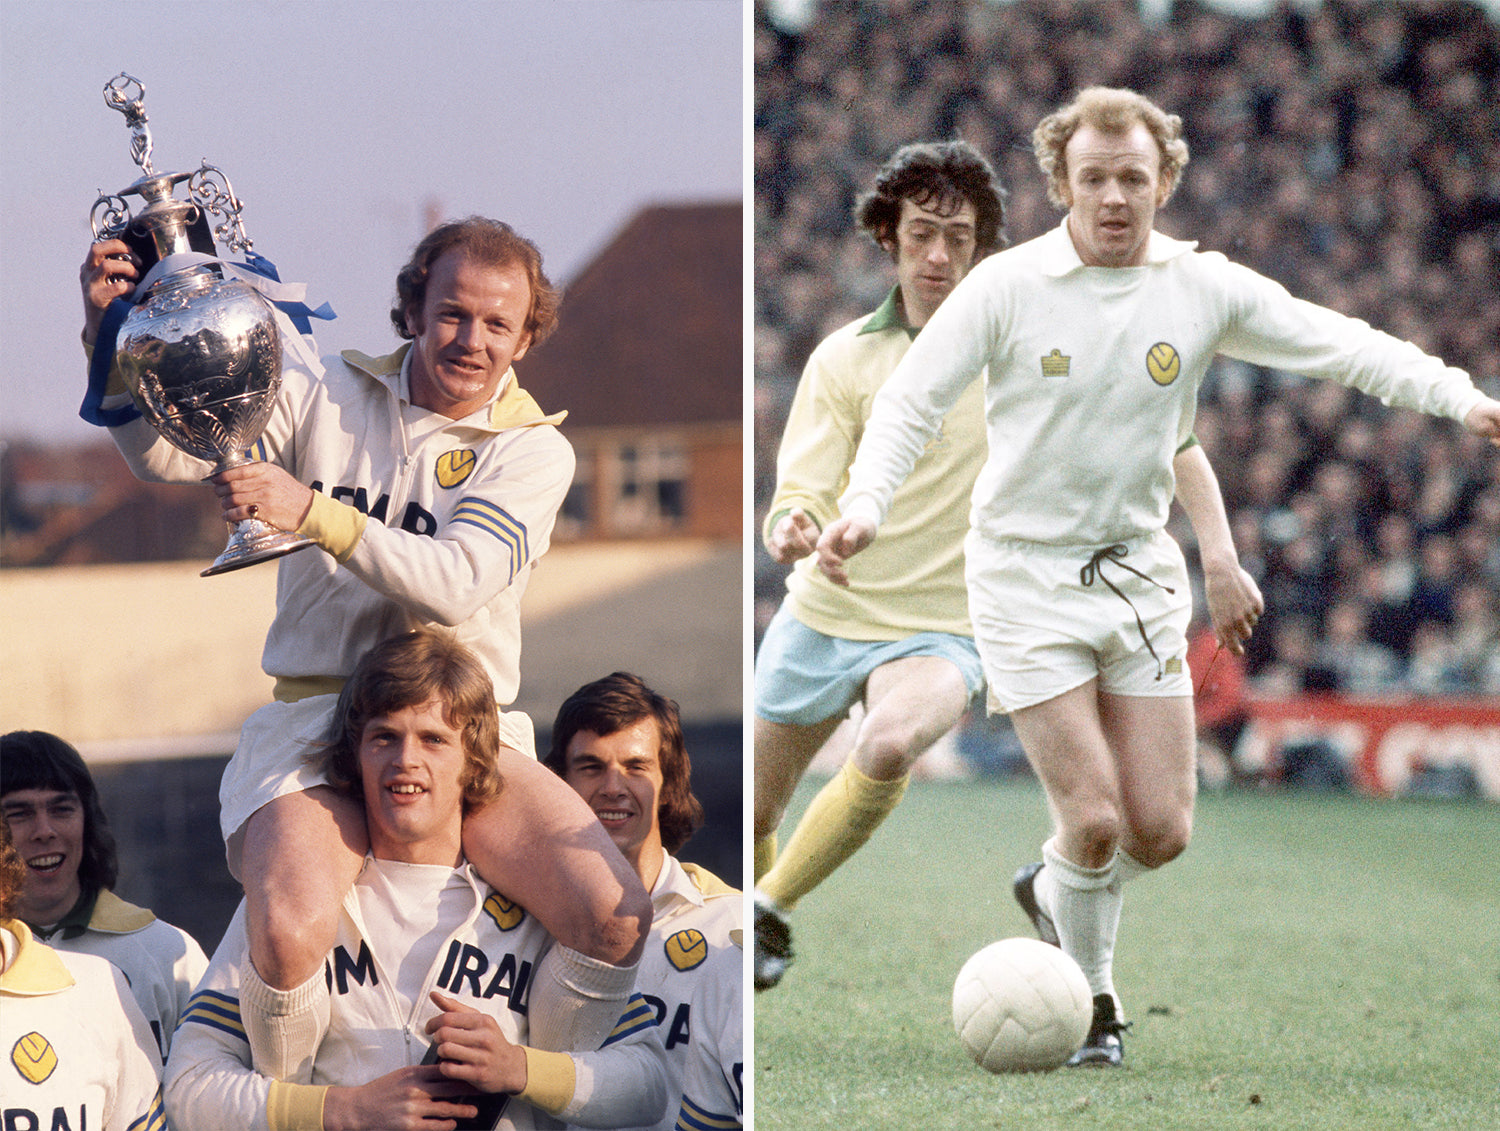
[0,0,744,444]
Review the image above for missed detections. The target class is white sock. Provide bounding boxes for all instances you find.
[1110,847,1153,894]
[1041,837,1121,1005]
[239,964,329,1082]
[527,944,638,1052]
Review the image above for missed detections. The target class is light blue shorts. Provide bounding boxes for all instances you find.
[753,603,985,726]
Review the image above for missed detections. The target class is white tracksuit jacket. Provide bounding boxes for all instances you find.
[104,341,574,704]
[1,921,165,1131]
[591,856,742,1131]
[164,858,668,1131]
[38,889,208,1064]
[103,341,575,835]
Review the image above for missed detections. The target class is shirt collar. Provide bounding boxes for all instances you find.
[29,886,97,942]
[1042,217,1198,277]
[649,853,705,914]
[858,286,921,340]
[1,921,75,995]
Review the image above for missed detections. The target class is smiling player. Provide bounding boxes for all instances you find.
[817,86,1500,1066]
[548,673,744,1131]
[164,631,669,1131]
[1,730,208,1063]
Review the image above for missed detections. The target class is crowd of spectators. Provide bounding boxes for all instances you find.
[754,0,1500,698]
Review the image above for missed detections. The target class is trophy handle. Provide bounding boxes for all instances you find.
[189,164,254,254]
[90,193,133,242]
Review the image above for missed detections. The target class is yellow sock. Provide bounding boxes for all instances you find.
[758,760,909,911]
[754,833,778,884]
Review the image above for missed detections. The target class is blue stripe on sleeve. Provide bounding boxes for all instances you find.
[600,993,657,1047]
[128,1086,168,1131]
[450,497,528,580]
[178,988,248,1042]
[674,1094,742,1131]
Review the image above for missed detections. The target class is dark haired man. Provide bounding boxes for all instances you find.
[165,632,668,1130]
[80,216,650,1081]
[1,729,208,1062]
[547,673,743,1131]
[752,140,1006,991]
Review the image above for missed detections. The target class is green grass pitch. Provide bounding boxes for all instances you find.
[750,775,1500,1130]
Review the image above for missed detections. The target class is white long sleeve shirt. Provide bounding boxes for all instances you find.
[594,855,742,1131]
[841,221,1485,549]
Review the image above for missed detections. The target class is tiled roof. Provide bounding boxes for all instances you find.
[520,201,742,428]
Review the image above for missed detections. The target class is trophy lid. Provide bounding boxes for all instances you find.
[91,72,253,260]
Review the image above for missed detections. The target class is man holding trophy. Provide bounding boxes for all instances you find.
[78,76,651,1093]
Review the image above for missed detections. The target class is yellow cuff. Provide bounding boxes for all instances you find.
[517,1047,577,1116]
[297,491,368,562]
[266,1081,327,1131]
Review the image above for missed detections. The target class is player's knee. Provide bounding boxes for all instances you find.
[250,904,337,990]
[1132,813,1192,868]
[1065,807,1123,868]
[852,723,925,780]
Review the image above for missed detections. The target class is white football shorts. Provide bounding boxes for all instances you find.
[966,527,1193,713]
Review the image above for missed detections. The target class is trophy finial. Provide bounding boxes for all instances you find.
[103,72,154,175]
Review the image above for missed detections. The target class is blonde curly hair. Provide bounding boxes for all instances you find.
[1033,87,1190,209]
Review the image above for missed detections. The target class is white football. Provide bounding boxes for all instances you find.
[952,937,1092,1073]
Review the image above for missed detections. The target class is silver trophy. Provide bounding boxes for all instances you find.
[90,73,312,576]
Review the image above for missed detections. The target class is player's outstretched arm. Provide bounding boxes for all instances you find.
[323,1065,480,1131]
[1172,444,1263,655]
[1463,397,1500,445]
[766,507,821,564]
[815,514,876,587]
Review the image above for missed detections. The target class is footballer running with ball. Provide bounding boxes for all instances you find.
[817,86,1500,1067]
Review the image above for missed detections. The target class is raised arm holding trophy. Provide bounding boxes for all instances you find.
[83,72,317,575]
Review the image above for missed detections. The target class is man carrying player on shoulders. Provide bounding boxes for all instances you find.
[165,630,668,1130]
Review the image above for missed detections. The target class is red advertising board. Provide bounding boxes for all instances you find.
[1238,695,1500,800]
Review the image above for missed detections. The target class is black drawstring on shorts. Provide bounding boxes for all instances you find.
[1079,544,1176,680]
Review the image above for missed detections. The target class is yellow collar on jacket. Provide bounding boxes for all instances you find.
[340,344,568,430]
[86,889,157,935]
[0,921,74,996]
